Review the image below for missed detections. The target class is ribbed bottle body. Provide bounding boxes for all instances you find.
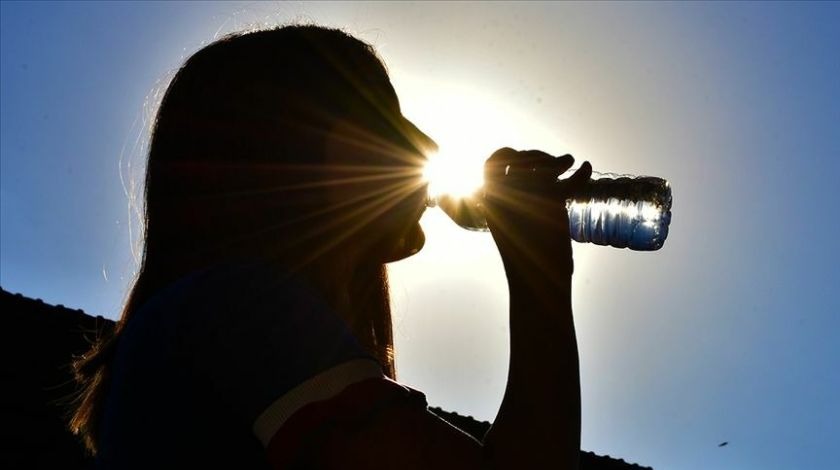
[566,174,672,250]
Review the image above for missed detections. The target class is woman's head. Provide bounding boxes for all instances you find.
[147,25,432,273]
[70,25,432,454]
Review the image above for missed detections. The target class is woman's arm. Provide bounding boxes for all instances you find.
[479,148,590,469]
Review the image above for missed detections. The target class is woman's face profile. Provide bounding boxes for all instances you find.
[323,109,435,264]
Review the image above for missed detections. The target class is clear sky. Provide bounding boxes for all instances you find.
[2,2,838,469]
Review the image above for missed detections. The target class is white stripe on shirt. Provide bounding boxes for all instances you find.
[252,358,385,446]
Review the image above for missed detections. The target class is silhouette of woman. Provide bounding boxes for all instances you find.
[70,25,592,469]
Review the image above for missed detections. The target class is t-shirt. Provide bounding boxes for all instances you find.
[95,262,426,469]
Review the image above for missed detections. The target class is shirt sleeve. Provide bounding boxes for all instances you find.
[260,374,428,469]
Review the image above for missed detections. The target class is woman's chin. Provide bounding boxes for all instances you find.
[383,223,425,263]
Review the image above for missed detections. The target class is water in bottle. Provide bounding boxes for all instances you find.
[426,170,673,251]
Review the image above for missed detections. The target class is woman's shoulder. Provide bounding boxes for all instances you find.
[122,260,351,376]
[162,261,375,425]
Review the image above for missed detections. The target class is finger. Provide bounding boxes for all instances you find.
[505,150,554,181]
[554,154,575,174]
[485,147,518,181]
[504,150,574,183]
[516,151,574,171]
[562,161,592,192]
[486,147,518,167]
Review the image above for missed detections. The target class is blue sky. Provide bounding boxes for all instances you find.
[2,2,838,469]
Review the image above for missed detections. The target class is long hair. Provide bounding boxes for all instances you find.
[69,25,412,455]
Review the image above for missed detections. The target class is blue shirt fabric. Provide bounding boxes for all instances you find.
[96,262,377,469]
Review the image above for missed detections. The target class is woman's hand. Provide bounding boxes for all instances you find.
[482,148,592,278]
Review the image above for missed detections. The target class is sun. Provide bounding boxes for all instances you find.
[414,88,502,202]
[422,145,485,201]
[401,78,555,206]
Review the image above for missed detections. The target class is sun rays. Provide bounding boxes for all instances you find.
[422,146,485,201]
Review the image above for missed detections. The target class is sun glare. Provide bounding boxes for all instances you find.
[414,87,504,202]
[422,146,485,200]
[400,78,562,206]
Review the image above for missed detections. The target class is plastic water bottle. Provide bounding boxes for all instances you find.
[426,170,673,251]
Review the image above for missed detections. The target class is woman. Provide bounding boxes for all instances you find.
[70,25,592,469]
